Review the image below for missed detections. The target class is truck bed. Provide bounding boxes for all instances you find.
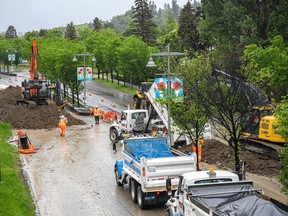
[188,181,288,216]
[122,137,196,192]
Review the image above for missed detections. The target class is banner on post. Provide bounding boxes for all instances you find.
[77,67,93,81]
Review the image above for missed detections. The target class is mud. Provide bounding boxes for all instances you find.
[180,139,282,177]
[0,86,85,129]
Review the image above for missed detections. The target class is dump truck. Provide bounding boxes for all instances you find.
[114,137,197,209]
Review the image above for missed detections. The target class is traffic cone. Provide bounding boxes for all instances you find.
[101,97,104,102]
[127,104,130,110]
[112,102,116,107]
[15,77,18,81]
[89,92,92,96]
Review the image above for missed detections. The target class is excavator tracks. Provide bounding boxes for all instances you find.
[240,137,284,159]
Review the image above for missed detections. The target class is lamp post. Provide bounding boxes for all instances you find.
[6,48,17,72]
[146,44,185,146]
[72,49,96,110]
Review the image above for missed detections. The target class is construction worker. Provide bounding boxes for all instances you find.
[58,115,68,137]
[91,105,101,124]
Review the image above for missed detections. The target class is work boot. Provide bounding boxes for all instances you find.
[113,150,117,154]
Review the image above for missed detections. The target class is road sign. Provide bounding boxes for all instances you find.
[8,54,11,61]
[12,54,15,61]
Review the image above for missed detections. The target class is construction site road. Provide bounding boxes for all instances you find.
[1,71,287,215]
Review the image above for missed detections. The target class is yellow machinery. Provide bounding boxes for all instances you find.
[241,107,285,159]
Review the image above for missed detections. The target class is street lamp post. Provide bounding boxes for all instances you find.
[6,48,17,73]
[72,49,96,110]
[146,44,185,146]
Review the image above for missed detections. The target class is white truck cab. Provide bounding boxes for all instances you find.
[109,109,149,142]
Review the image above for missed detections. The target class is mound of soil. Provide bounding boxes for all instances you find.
[0,86,85,129]
[180,139,281,178]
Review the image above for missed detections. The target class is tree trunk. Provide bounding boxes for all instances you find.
[110,69,113,83]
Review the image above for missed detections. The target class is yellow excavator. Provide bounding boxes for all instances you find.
[241,106,285,159]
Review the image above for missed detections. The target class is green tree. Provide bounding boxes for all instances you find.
[268,0,288,43]
[275,97,288,196]
[178,1,202,57]
[45,29,63,38]
[24,31,39,41]
[132,0,157,45]
[200,0,257,72]
[5,25,18,39]
[39,29,47,37]
[65,22,77,40]
[243,35,288,103]
[92,17,102,31]
[117,35,149,88]
[183,54,260,173]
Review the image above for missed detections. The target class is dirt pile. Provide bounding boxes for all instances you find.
[180,139,281,178]
[0,86,85,129]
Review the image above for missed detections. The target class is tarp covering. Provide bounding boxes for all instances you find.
[189,182,288,216]
[124,138,174,159]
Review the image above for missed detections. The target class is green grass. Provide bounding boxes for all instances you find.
[93,77,136,95]
[0,121,36,216]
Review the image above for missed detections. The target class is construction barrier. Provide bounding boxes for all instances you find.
[100,111,121,123]
[15,130,36,154]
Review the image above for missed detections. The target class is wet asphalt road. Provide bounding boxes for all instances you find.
[1,72,164,216]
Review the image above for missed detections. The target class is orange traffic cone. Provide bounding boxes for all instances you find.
[101,97,104,102]
[112,102,116,107]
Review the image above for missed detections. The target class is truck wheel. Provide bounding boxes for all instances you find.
[130,180,138,203]
[164,210,172,216]
[109,128,118,142]
[137,186,147,209]
[114,166,123,187]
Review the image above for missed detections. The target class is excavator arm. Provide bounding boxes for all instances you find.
[30,39,38,80]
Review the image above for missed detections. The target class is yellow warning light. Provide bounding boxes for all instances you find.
[209,167,214,173]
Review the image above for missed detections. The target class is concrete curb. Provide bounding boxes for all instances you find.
[0,72,17,76]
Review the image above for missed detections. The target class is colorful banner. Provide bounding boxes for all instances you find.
[77,67,93,81]
[155,77,183,102]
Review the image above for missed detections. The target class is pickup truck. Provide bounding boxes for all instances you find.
[165,169,288,216]
[114,137,197,209]
[109,109,149,142]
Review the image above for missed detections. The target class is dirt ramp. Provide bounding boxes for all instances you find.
[0,86,85,129]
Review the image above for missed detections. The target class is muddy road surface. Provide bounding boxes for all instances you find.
[0,71,164,215]
[18,116,164,216]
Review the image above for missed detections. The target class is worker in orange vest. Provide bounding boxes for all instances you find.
[91,105,101,124]
[58,115,68,137]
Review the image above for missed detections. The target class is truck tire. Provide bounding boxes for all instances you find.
[114,166,124,187]
[137,186,147,209]
[164,210,172,216]
[130,179,138,203]
[109,128,118,142]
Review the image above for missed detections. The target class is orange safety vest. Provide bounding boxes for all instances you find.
[58,119,68,128]
[93,108,101,117]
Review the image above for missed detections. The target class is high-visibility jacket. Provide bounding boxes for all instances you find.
[58,119,68,128]
[93,108,101,117]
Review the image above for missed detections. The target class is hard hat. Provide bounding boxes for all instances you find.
[59,115,65,119]
[95,105,98,108]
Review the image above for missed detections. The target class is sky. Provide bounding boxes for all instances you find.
[0,0,189,34]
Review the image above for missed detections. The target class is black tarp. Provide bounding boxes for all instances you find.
[189,181,288,216]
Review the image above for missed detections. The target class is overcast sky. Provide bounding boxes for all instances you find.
[0,0,189,34]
